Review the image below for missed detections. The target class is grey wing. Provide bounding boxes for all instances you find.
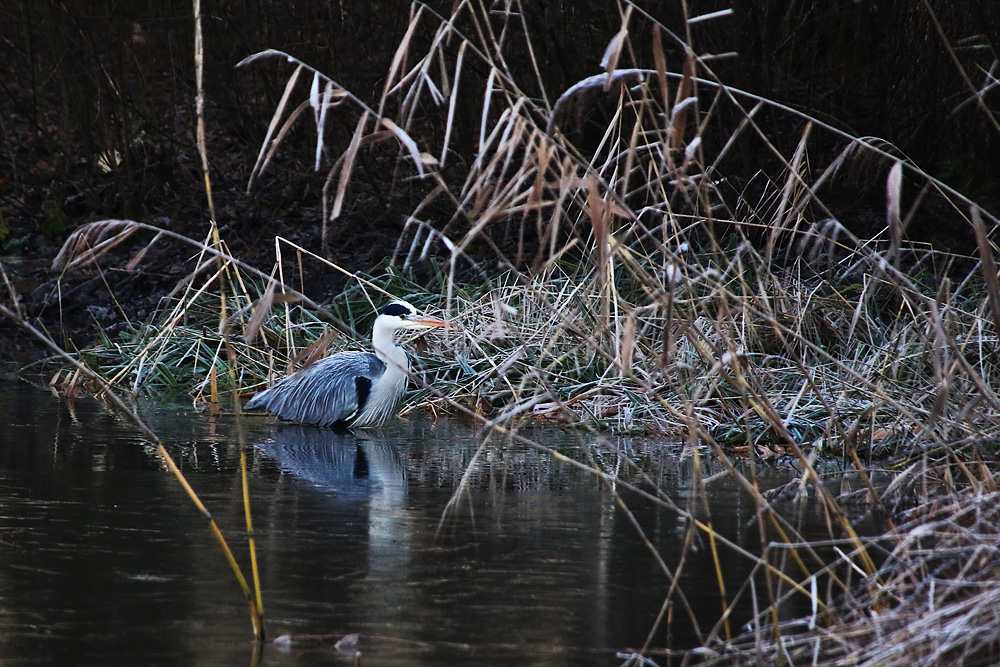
[245,351,386,427]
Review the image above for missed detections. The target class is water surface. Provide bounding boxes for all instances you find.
[0,384,801,665]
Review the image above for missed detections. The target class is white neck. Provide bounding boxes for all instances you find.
[371,317,411,375]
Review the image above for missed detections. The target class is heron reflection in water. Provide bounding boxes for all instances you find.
[257,426,406,493]
[246,300,454,428]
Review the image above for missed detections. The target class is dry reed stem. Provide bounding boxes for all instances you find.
[0,300,264,639]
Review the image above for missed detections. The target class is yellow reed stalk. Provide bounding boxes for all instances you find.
[0,302,265,640]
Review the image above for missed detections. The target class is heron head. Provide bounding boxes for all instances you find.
[378,300,455,330]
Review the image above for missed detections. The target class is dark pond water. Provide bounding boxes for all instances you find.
[0,383,811,666]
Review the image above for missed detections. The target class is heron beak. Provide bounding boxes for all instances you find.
[410,316,456,329]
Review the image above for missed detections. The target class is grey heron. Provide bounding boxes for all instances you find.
[245,300,454,428]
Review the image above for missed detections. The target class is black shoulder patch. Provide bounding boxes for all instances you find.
[380,302,412,317]
[354,376,373,417]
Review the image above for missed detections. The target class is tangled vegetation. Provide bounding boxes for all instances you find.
[4,1,1000,664]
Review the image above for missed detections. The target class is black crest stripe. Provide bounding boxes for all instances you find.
[380,302,411,317]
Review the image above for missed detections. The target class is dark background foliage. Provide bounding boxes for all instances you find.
[0,1,997,301]
[0,0,1000,253]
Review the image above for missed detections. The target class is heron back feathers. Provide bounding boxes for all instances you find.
[245,351,391,427]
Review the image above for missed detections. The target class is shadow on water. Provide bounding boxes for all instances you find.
[0,383,821,666]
